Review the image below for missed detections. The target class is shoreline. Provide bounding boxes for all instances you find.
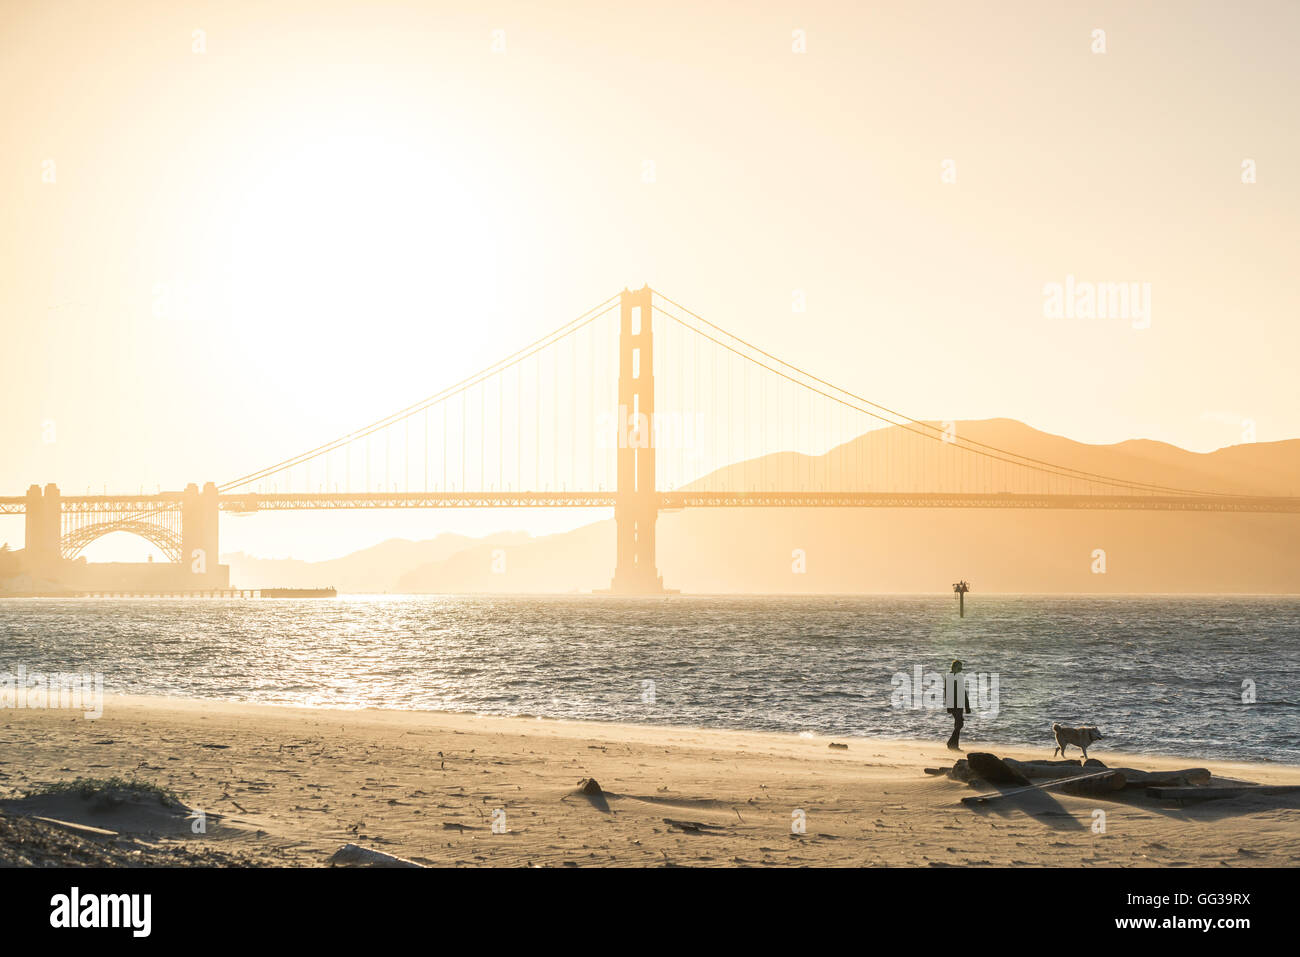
[97,691,1300,766]
[8,690,1297,770]
[117,692,1300,772]
[2,694,1298,866]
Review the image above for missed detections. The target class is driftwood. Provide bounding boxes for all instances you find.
[1003,758,1210,788]
[1147,784,1300,802]
[329,843,424,868]
[663,818,728,833]
[961,769,1125,805]
[940,750,1246,810]
[1003,759,1092,781]
[1060,771,1128,796]
[1113,767,1211,788]
[966,752,1032,786]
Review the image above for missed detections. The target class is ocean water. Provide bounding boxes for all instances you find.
[1,595,1297,764]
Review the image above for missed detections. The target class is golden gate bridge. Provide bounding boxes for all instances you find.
[4,287,1298,594]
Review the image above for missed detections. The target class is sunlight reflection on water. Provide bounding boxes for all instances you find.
[1,595,1296,763]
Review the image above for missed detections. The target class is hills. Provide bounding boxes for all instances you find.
[223,419,1300,594]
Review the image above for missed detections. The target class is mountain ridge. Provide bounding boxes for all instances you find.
[224,419,1300,594]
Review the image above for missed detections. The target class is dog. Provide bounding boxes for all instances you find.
[1051,723,1104,759]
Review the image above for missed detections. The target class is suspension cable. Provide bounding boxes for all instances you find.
[650,293,1231,497]
[220,293,620,492]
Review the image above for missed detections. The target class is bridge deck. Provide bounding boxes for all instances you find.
[5,492,1300,513]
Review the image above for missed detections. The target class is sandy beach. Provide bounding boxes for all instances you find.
[1,694,1298,867]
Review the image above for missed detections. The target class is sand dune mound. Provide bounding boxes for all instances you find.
[0,778,218,840]
[0,809,270,867]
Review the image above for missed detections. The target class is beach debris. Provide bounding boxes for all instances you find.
[569,778,612,812]
[1110,767,1211,788]
[663,818,727,834]
[828,743,849,750]
[962,769,1125,805]
[1001,758,1097,781]
[329,843,424,868]
[945,751,1237,806]
[966,752,1032,786]
[1060,771,1128,796]
[1002,758,1210,789]
[947,759,973,783]
[1146,784,1300,802]
[32,816,119,839]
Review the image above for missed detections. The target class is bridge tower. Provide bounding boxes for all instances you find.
[181,482,221,581]
[608,286,665,594]
[23,483,62,578]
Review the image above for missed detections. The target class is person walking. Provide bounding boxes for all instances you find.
[945,659,972,751]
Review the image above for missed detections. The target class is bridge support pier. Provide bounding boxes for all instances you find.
[608,286,666,594]
[181,482,221,582]
[23,483,62,579]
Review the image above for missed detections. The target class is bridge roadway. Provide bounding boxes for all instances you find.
[4,491,1300,513]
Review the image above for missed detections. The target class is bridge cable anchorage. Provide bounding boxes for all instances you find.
[647,289,1246,499]
[217,293,621,494]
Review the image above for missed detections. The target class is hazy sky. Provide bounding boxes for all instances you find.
[2,0,1297,560]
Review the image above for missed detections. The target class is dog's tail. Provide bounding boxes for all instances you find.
[1051,722,1062,733]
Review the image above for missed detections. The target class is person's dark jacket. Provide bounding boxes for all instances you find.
[944,673,971,715]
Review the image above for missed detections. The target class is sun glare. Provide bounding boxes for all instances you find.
[225,124,504,393]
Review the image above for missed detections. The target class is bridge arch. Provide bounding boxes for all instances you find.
[61,520,183,564]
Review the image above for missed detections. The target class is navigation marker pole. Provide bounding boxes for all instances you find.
[953,579,971,617]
